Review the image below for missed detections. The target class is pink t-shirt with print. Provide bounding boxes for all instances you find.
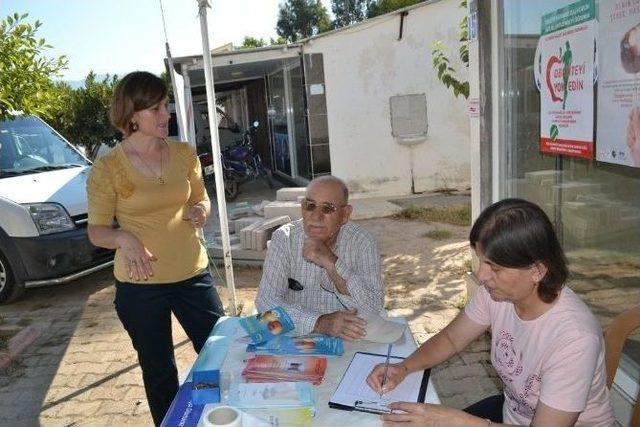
[465,285,614,426]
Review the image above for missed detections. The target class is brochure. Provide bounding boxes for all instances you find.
[239,306,295,344]
[241,407,313,427]
[198,404,313,427]
[242,355,327,385]
[246,334,344,356]
[227,381,314,409]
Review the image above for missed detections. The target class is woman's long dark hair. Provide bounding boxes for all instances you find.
[469,198,569,303]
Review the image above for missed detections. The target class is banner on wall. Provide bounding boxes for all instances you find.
[596,0,640,168]
[534,0,596,159]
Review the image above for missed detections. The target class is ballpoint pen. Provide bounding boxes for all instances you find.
[379,343,393,398]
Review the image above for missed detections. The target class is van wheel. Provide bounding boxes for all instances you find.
[0,251,24,304]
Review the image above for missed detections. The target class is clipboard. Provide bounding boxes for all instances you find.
[328,351,430,415]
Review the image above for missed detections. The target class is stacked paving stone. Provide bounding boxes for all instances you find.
[275,187,306,202]
[239,215,291,250]
[258,187,306,222]
[208,188,307,255]
[263,201,303,221]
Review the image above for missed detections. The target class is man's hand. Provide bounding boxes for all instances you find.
[313,309,367,340]
[303,237,337,270]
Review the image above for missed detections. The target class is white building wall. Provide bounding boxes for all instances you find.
[305,0,469,197]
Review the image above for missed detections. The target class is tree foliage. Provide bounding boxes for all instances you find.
[430,0,469,99]
[331,0,371,28]
[276,0,332,43]
[366,0,425,18]
[0,13,68,121]
[330,0,426,28]
[49,72,120,158]
[160,70,174,101]
[269,36,287,45]
[241,36,267,48]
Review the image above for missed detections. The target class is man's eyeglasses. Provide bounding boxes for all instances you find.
[301,199,346,215]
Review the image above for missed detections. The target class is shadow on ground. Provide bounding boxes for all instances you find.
[0,269,116,424]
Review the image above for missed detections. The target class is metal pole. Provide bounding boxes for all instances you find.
[197,0,237,315]
[165,44,187,142]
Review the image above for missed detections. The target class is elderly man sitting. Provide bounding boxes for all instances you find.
[255,175,384,340]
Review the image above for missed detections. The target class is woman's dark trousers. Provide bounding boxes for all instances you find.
[114,272,224,426]
[464,394,505,423]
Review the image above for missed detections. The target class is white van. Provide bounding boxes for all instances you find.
[0,116,114,303]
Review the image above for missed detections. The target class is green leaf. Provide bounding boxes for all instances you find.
[429,0,469,100]
[0,13,69,119]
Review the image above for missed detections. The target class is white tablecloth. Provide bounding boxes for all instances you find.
[200,317,440,427]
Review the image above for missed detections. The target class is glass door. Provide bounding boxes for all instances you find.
[267,69,291,176]
[267,59,312,182]
[289,63,312,180]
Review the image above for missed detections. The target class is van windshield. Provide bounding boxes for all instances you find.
[0,116,89,178]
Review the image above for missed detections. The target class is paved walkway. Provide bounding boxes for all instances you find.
[0,271,169,425]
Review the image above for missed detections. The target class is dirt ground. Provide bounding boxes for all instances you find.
[214,216,472,338]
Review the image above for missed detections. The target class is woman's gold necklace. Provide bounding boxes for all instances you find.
[128,140,165,184]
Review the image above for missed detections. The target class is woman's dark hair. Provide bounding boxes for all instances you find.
[469,198,568,303]
[110,71,168,136]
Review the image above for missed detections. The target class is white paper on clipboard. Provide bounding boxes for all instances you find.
[329,352,427,413]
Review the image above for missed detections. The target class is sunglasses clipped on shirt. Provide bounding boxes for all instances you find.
[301,199,347,215]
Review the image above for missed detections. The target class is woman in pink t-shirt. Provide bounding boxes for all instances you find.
[367,199,615,427]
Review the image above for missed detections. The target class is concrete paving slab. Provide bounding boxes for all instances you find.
[251,215,291,250]
[234,215,263,234]
[263,201,302,220]
[276,187,306,201]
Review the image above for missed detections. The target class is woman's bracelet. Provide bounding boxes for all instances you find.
[399,362,409,375]
[192,203,207,215]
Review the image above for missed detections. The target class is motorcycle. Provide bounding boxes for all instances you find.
[199,121,273,201]
[198,151,239,200]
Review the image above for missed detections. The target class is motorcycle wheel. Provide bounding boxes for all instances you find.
[225,180,239,201]
[260,169,274,189]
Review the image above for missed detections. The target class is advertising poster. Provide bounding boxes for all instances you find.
[596,0,640,167]
[534,0,596,159]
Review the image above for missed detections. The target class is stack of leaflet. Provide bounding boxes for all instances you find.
[239,407,313,427]
[199,405,313,427]
[224,382,315,427]
[227,381,314,409]
[242,355,327,385]
[246,333,344,356]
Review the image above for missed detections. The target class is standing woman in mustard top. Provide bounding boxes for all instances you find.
[86,71,224,426]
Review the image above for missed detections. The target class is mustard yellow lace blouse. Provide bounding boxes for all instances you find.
[87,140,209,283]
